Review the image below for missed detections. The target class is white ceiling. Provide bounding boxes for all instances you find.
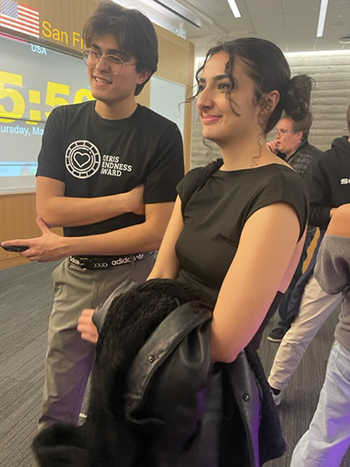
[117,0,350,57]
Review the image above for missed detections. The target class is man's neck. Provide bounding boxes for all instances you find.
[94,100,138,120]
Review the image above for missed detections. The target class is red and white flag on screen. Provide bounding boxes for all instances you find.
[0,0,39,38]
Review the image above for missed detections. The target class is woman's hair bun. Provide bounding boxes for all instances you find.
[284,75,314,121]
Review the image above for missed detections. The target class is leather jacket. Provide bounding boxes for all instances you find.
[33,279,285,467]
[126,298,285,467]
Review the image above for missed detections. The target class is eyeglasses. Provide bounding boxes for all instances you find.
[275,128,294,136]
[82,48,136,75]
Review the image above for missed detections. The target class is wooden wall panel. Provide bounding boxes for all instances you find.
[0,193,38,269]
[67,0,98,45]
[155,24,193,85]
[40,0,71,48]
[183,41,195,170]
[154,24,194,169]
[135,82,150,108]
[0,193,62,269]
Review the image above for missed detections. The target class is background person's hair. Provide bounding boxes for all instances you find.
[194,37,313,135]
[83,0,158,95]
[282,113,313,141]
[347,104,350,133]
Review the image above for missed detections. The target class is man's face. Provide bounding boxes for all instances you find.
[86,34,149,113]
[275,118,303,157]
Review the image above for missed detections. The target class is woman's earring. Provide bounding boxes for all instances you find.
[260,97,272,113]
[259,97,272,127]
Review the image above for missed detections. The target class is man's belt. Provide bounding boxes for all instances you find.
[69,252,154,270]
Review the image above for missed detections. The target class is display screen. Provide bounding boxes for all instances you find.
[0,33,93,191]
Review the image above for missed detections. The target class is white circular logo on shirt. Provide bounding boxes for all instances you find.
[65,140,101,179]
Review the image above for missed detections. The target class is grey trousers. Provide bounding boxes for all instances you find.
[38,254,155,430]
[268,273,342,391]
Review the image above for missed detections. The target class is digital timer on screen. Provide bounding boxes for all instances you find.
[0,33,93,192]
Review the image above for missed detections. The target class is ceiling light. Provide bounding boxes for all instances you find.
[316,0,329,37]
[285,50,350,57]
[339,36,350,44]
[147,0,213,28]
[227,0,241,18]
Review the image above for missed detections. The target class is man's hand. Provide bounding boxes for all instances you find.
[266,140,279,154]
[78,308,99,344]
[1,217,69,262]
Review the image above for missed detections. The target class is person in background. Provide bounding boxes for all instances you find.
[266,114,322,343]
[291,203,350,467]
[1,0,184,430]
[268,103,350,405]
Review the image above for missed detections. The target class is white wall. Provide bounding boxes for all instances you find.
[286,50,350,150]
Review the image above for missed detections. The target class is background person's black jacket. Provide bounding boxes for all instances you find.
[305,136,350,228]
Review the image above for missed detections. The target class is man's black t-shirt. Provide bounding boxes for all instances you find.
[37,101,184,237]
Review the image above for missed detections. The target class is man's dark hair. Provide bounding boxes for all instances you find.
[347,104,350,133]
[83,1,158,95]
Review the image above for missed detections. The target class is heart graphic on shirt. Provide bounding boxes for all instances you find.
[73,152,91,168]
[65,140,101,179]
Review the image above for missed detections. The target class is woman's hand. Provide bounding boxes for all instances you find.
[78,308,99,344]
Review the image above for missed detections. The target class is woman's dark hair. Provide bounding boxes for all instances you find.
[194,37,313,134]
[83,0,158,95]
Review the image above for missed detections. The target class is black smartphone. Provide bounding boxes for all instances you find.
[1,245,29,252]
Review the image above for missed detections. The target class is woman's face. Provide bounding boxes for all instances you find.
[196,51,263,147]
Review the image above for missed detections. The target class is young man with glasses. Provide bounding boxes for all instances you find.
[266,115,322,343]
[2,1,184,430]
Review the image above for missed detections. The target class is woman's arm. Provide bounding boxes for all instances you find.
[148,196,184,280]
[211,202,302,363]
